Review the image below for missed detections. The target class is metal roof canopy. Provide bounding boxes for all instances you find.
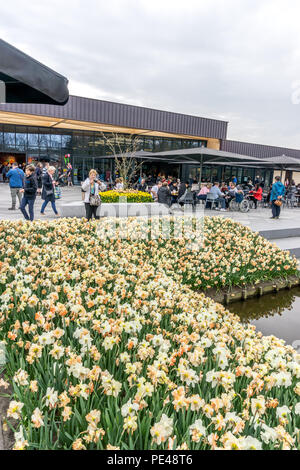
[151,146,266,163]
[0,38,69,105]
[254,154,300,166]
[150,147,268,181]
[209,155,300,171]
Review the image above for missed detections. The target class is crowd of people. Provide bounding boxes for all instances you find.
[2,162,61,221]
[2,161,300,222]
[127,173,300,220]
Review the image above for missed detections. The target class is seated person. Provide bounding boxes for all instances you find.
[246,179,254,190]
[225,183,243,208]
[220,182,228,194]
[290,180,297,194]
[137,178,148,192]
[197,183,210,201]
[249,184,263,209]
[207,182,226,211]
[151,183,160,201]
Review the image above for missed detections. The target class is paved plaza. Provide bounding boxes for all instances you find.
[1,183,300,256]
[0,183,299,227]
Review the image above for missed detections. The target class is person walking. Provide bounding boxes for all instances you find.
[34,163,43,195]
[67,163,73,187]
[82,169,101,221]
[40,166,59,216]
[270,176,285,219]
[3,164,9,183]
[6,162,25,211]
[20,166,37,221]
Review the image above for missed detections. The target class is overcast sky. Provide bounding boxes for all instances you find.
[1,0,300,149]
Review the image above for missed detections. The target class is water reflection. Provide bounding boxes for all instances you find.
[229,287,300,347]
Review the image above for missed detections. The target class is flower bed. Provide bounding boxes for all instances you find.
[0,217,299,450]
[100,190,153,203]
[95,216,298,290]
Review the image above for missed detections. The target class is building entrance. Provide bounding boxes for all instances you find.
[0,152,26,165]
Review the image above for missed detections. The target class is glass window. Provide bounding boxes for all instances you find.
[131,136,143,151]
[3,125,15,149]
[39,129,51,149]
[171,139,183,150]
[61,133,72,149]
[72,132,87,155]
[50,131,62,149]
[162,139,172,151]
[153,139,162,151]
[86,133,95,156]
[182,140,193,149]
[0,125,3,150]
[16,127,27,151]
[47,149,61,164]
[222,166,231,182]
[94,134,106,153]
[144,138,154,152]
[27,127,39,148]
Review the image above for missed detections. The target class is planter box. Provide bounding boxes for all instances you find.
[60,201,172,218]
[204,274,300,305]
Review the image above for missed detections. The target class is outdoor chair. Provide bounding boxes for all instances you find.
[183,190,197,211]
[285,192,297,209]
[205,193,219,210]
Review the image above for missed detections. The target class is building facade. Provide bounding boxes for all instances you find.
[0,95,298,185]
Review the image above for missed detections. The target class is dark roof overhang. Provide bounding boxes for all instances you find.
[0,38,69,105]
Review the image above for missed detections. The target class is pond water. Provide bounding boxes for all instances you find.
[229,287,300,349]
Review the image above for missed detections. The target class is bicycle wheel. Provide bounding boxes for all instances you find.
[240,199,250,213]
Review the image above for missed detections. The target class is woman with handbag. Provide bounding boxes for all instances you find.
[40,166,59,216]
[270,176,285,219]
[82,169,101,221]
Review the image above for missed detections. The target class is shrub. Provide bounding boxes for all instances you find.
[100,190,153,203]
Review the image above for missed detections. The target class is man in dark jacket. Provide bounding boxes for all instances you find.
[178,181,188,208]
[20,166,37,221]
[157,182,172,207]
[34,163,43,193]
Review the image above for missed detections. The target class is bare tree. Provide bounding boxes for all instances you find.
[101,133,145,190]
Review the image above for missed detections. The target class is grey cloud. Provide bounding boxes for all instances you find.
[1,0,300,148]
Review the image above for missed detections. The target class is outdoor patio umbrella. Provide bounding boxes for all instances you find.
[0,38,69,105]
[258,155,300,179]
[151,147,267,183]
[239,155,300,180]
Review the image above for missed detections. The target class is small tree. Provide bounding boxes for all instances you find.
[102,133,145,190]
